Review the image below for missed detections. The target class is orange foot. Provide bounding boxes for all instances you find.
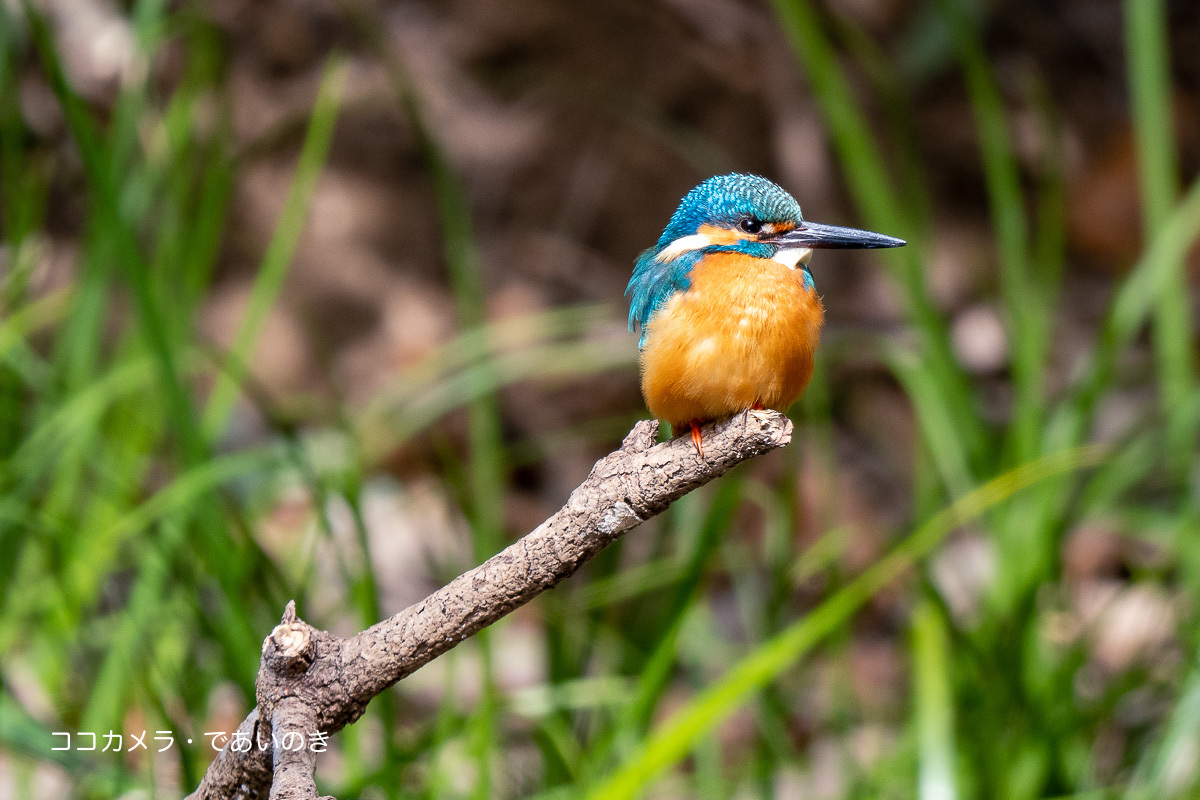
[690,420,704,459]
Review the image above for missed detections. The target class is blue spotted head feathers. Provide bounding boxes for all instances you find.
[656,173,801,245]
[626,174,805,346]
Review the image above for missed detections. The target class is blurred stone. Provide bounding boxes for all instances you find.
[201,682,249,766]
[23,235,78,297]
[1092,388,1153,444]
[236,162,307,247]
[358,476,474,614]
[1090,584,1176,673]
[201,280,316,400]
[1073,659,1108,703]
[1062,524,1124,582]
[488,280,550,321]
[1042,608,1080,647]
[931,531,996,626]
[841,379,917,509]
[827,0,907,30]
[334,273,456,403]
[492,618,548,693]
[201,0,254,32]
[773,109,833,212]
[18,73,63,137]
[386,5,547,175]
[663,0,760,47]
[1011,107,1047,175]
[1072,579,1122,632]
[1041,284,1111,395]
[0,756,71,800]
[846,261,907,323]
[848,724,895,771]
[1090,723,1126,782]
[951,304,1009,374]
[229,62,322,145]
[305,169,403,247]
[488,230,626,304]
[849,637,904,716]
[1125,534,1172,572]
[1114,686,1166,728]
[1066,130,1141,272]
[2,658,55,723]
[804,736,846,800]
[771,766,807,800]
[927,222,993,310]
[795,441,889,571]
[45,0,140,100]
[715,704,759,757]
[256,484,316,562]
[255,0,321,73]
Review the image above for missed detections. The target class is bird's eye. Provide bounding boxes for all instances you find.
[739,217,763,234]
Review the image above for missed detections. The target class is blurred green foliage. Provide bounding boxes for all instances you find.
[1,0,1199,798]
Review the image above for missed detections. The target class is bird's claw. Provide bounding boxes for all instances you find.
[747,402,773,424]
[690,421,705,459]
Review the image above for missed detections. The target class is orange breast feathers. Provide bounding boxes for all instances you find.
[638,251,824,432]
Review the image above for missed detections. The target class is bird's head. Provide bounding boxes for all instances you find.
[653,173,905,267]
[627,174,905,343]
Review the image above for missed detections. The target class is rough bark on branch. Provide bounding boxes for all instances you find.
[188,410,793,800]
[267,698,320,800]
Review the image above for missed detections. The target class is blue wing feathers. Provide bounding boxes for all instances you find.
[626,249,701,348]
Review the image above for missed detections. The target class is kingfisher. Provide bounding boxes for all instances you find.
[627,173,905,456]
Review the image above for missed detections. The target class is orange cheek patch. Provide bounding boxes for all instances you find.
[697,224,743,245]
[697,221,798,243]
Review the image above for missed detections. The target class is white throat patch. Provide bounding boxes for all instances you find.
[772,247,814,269]
[656,237,815,270]
[656,233,713,262]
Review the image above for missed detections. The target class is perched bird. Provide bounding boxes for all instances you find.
[627,173,905,456]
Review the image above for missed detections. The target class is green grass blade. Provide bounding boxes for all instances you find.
[341,6,511,791]
[934,0,1044,462]
[95,446,281,546]
[359,330,636,461]
[1124,0,1179,228]
[0,290,69,362]
[1052,175,1200,448]
[78,445,281,731]
[913,601,958,800]
[1123,656,1200,799]
[202,57,347,438]
[1123,0,1194,474]
[883,341,974,498]
[770,0,986,469]
[24,0,206,465]
[621,481,742,737]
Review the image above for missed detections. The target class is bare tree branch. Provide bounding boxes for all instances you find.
[188,410,793,800]
[268,698,319,800]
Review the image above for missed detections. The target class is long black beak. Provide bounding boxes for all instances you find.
[775,221,906,249]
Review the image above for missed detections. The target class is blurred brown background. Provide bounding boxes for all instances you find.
[6,0,1200,796]
[29,0,1200,463]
